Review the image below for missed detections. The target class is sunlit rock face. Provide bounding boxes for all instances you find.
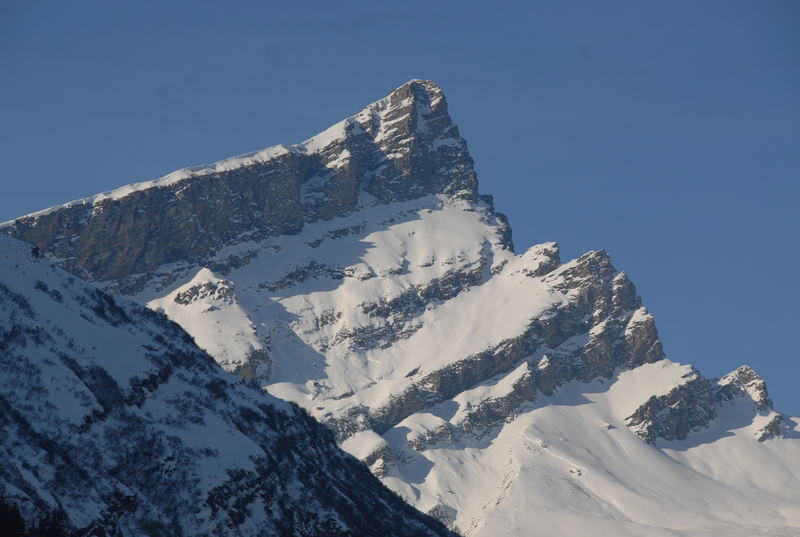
[4,80,799,537]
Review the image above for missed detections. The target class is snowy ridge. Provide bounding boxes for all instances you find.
[2,79,482,284]
[0,144,295,225]
[147,268,271,383]
[0,79,454,226]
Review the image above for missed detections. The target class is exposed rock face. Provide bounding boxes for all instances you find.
[625,369,717,444]
[359,249,666,441]
[626,364,787,445]
[172,276,235,305]
[718,365,773,411]
[0,235,455,537]
[755,413,786,442]
[2,80,492,285]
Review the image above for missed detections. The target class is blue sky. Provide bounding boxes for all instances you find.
[2,1,799,414]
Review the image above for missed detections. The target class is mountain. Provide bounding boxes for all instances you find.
[3,80,799,536]
[0,234,455,537]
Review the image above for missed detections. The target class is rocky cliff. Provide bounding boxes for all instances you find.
[3,80,492,286]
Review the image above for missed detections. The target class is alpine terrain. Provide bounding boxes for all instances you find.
[0,233,455,536]
[3,80,799,537]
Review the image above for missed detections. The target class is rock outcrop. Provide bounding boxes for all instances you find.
[626,364,787,445]
[625,369,717,444]
[718,365,773,411]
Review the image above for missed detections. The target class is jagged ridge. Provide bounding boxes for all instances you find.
[2,80,493,284]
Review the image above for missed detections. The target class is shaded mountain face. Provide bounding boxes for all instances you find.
[4,80,800,536]
[0,235,455,537]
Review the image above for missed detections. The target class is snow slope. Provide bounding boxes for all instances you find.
[147,268,271,382]
[115,189,800,536]
[386,361,800,537]
[0,234,455,537]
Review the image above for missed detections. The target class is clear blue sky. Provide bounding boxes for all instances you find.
[2,1,799,414]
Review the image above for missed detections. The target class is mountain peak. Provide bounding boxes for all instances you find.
[381,79,444,106]
[720,364,773,410]
[400,78,441,88]
[383,78,442,98]
[2,81,480,281]
[3,80,800,537]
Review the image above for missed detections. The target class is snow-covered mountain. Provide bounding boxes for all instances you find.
[4,80,799,536]
[0,234,455,537]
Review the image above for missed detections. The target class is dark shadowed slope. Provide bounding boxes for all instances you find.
[0,234,455,537]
